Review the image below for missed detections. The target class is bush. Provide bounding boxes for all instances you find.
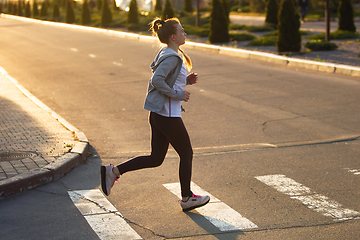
[127,0,138,25]
[52,2,60,20]
[17,0,23,16]
[265,0,278,26]
[65,0,75,23]
[25,1,31,17]
[33,0,39,17]
[12,3,17,15]
[338,0,356,32]
[223,0,229,25]
[81,0,91,25]
[209,0,229,43]
[154,0,162,13]
[97,0,102,11]
[250,0,266,13]
[277,0,301,52]
[183,24,209,37]
[309,30,360,40]
[162,0,174,20]
[113,0,119,10]
[101,0,112,27]
[40,1,48,17]
[305,40,338,51]
[247,36,277,46]
[229,32,256,41]
[183,0,193,13]
[230,24,275,32]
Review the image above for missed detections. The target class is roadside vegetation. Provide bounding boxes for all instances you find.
[1,0,359,53]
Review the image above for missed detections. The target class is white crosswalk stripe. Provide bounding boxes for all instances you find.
[255,174,360,221]
[68,190,142,240]
[163,182,258,231]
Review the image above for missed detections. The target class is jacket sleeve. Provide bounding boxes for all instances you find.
[150,56,184,101]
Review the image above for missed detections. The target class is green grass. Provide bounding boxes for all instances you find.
[246,36,277,46]
[229,32,256,41]
[309,30,360,41]
[305,40,338,51]
[230,23,276,32]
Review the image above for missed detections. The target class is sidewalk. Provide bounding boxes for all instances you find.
[0,69,89,199]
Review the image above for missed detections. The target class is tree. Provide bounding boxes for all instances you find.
[81,0,91,25]
[127,0,138,24]
[32,0,39,17]
[17,0,23,16]
[25,1,31,17]
[154,0,162,13]
[250,0,266,13]
[276,0,301,52]
[113,0,119,10]
[222,0,229,25]
[101,0,112,27]
[7,2,13,14]
[12,2,17,15]
[209,0,229,43]
[52,1,60,19]
[338,0,356,32]
[162,0,174,20]
[97,0,102,11]
[40,1,48,17]
[183,0,192,13]
[65,0,75,23]
[265,0,278,26]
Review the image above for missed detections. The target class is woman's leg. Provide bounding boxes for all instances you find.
[116,112,169,174]
[151,113,193,198]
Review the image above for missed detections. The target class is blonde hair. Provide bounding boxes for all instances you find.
[150,17,192,71]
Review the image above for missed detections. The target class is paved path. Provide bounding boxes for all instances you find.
[0,69,88,198]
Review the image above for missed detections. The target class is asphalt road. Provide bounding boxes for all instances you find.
[0,17,360,239]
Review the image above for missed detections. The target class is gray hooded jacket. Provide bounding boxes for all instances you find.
[144,47,185,112]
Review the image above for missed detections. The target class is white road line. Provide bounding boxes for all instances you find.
[163,182,258,231]
[113,62,123,67]
[89,54,96,58]
[255,174,360,221]
[70,48,78,52]
[344,168,360,175]
[68,190,142,240]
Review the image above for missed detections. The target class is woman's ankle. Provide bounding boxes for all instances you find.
[112,166,120,177]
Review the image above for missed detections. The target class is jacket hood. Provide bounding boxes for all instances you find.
[150,47,181,72]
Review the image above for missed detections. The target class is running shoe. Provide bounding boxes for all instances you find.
[180,193,210,211]
[100,164,118,196]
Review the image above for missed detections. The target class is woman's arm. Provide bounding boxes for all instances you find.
[150,56,184,100]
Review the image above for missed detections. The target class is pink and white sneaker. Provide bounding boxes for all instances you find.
[180,193,210,211]
[100,164,118,196]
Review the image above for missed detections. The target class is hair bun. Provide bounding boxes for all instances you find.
[152,19,165,33]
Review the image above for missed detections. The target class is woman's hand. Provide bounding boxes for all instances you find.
[183,91,190,102]
[187,72,198,85]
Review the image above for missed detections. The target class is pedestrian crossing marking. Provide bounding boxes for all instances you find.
[163,182,258,231]
[255,174,360,221]
[344,168,360,175]
[68,190,142,240]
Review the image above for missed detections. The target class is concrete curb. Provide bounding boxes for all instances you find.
[1,13,359,78]
[0,67,89,199]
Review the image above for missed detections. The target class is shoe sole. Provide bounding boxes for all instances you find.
[182,198,210,212]
[100,166,108,196]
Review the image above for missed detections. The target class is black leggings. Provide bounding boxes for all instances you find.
[117,112,193,197]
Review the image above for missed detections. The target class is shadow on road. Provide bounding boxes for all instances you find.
[186,211,245,239]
